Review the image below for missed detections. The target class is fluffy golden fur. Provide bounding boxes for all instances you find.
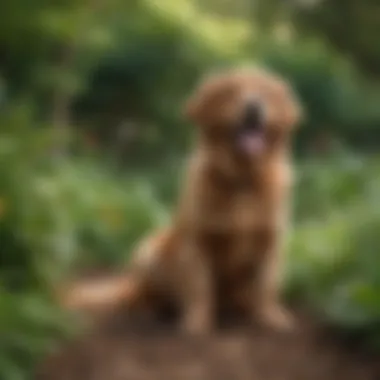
[61,66,302,335]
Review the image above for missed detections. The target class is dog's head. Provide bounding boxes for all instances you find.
[185,66,302,157]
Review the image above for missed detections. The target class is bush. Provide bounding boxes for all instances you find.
[0,107,73,379]
[0,108,170,378]
[286,153,380,348]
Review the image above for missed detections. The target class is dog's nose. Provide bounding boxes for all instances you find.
[243,100,263,126]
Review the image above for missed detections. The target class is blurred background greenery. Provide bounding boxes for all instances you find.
[1,0,380,378]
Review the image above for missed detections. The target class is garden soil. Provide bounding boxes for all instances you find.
[38,275,380,380]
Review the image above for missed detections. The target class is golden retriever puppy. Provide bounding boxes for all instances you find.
[62,66,302,335]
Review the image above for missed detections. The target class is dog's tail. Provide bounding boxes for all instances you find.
[58,228,175,315]
[58,273,141,314]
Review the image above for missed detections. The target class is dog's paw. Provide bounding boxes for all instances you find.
[180,313,212,337]
[256,304,295,332]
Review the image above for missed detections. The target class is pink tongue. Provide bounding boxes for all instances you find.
[238,133,264,155]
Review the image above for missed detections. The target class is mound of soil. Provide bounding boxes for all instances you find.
[38,311,379,380]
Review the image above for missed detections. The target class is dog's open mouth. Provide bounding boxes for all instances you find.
[237,128,265,156]
[236,103,265,156]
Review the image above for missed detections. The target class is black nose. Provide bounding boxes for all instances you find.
[243,101,263,127]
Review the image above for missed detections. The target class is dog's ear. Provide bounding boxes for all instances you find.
[183,75,211,126]
[183,71,225,126]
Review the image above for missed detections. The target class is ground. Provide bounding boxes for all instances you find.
[38,303,380,380]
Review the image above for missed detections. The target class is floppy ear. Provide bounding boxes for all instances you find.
[183,75,212,126]
[183,70,225,126]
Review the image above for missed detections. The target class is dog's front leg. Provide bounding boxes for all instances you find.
[178,239,213,336]
[251,228,294,331]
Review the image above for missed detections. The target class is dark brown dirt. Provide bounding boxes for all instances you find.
[37,310,380,380]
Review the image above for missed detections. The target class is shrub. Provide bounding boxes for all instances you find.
[286,153,380,348]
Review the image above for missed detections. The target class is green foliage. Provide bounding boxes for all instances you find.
[0,109,168,379]
[0,290,72,380]
[0,107,72,379]
[286,154,380,348]
[291,0,380,76]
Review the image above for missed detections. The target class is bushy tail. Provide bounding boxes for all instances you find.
[58,273,140,314]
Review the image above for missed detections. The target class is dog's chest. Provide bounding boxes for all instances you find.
[205,191,278,232]
[232,193,262,230]
[201,224,274,281]
[201,192,279,270]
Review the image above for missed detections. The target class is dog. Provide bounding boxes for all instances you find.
[61,66,302,335]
